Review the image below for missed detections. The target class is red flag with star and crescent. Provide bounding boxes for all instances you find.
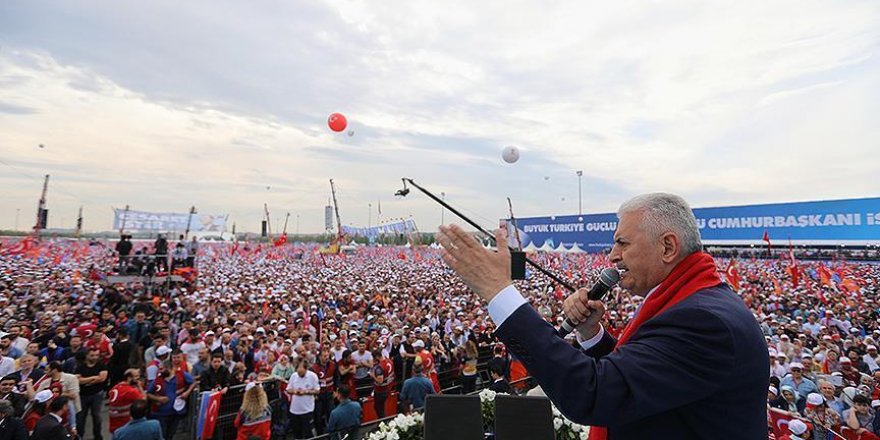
[724,260,741,292]
[196,391,222,439]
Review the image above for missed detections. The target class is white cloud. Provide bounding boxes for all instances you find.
[0,0,878,232]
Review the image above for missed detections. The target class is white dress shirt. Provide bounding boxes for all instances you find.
[488,284,658,351]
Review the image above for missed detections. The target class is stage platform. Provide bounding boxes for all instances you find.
[106,275,185,284]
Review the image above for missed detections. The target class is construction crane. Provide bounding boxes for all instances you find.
[33,174,50,238]
[322,179,346,254]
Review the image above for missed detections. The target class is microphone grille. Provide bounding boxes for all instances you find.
[599,267,620,286]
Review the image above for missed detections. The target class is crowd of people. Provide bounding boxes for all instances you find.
[0,236,878,440]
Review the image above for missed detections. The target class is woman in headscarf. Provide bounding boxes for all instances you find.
[771,385,806,416]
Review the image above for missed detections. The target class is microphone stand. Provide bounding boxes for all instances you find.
[399,178,577,293]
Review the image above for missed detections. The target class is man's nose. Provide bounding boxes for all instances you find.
[609,246,622,264]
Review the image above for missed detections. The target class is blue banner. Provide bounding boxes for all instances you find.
[510,197,880,252]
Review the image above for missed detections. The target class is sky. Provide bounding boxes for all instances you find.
[1,0,879,234]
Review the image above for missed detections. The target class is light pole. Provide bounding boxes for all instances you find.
[296,214,300,235]
[15,208,20,231]
[368,203,372,229]
[441,192,446,225]
[576,170,583,215]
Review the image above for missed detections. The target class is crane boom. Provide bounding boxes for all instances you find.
[329,179,343,241]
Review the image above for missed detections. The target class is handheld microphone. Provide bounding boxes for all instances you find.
[558,268,620,338]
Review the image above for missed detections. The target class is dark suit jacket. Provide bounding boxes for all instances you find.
[0,416,29,440]
[495,284,769,439]
[488,378,511,394]
[29,414,71,440]
[12,369,43,384]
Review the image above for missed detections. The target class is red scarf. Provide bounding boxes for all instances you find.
[589,252,722,440]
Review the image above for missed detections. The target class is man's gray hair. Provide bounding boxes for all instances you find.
[618,193,702,255]
[0,399,13,417]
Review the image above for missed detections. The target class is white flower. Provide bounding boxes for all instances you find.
[387,431,399,440]
[479,388,497,402]
[554,418,563,430]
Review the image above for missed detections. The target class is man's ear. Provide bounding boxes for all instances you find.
[660,232,680,264]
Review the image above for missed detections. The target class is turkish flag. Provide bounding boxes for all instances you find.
[818,264,832,286]
[768,408,793,438]
[788,264,800,288]
[196,391,223,440]
[725,260,741,291]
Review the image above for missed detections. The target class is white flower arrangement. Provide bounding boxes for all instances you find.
[365,389,589,440]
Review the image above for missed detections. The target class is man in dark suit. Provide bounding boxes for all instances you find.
[0,399,28,440]
[487,365,511,394]
[11,355,42,395]
[30,396,72,440]
[437,193,768,439]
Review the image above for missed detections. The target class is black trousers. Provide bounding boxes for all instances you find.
[76,393,103,440]
[374,391,388,419]
[461,374,477,394]
[290,412,314,439]
[314,391,335,434]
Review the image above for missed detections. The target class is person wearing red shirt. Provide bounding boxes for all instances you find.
[312,349,337,435]
[371,349,395,419]
[83,327,114,365]
[413,341,440,393]
[337,350,357,400]
[234,383,272,440]
[108,369,146,433]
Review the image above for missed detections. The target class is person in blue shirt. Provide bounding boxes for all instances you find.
[112,399,163,440]
[146,352,195,440]
[326,385,362,440]
[780,362,818,398]
[399,364,434,412]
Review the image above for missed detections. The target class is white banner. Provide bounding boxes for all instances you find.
[113,209,227,232]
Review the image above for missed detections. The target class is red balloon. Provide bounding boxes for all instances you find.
[328,113,347,132]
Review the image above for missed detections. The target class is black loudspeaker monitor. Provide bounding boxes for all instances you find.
[424,395,483,440]
[511,250,526,279]
[261,221,267,237]
[494,395,555,440]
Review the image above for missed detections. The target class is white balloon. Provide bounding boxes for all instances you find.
[501,145,520,164]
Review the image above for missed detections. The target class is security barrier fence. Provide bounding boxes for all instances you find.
[184,345,533,439]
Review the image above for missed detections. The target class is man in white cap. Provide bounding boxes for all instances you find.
[786,419,809,440]
[30,394,72,440]
[146,345,171,382]
[803,392,840,439]
[770,351,787,378]
[782,362,819,397]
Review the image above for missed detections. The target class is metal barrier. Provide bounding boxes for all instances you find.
[187,379,284,440]
[186,348,518,439]
[301,376,535,440]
